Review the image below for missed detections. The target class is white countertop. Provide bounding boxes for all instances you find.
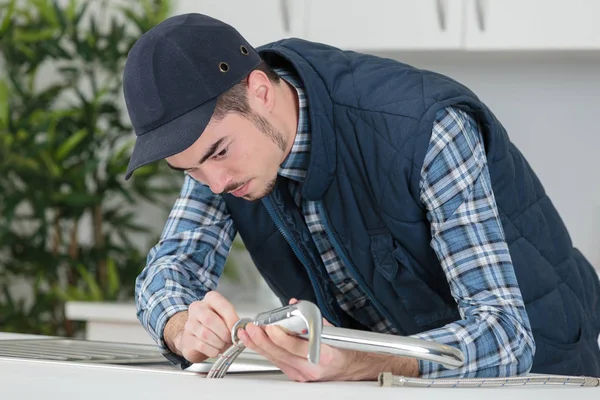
[65,300,275,322]
[1,333,598,400]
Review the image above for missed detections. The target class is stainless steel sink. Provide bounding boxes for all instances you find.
[0,338,169,364]
[0,338,280,374]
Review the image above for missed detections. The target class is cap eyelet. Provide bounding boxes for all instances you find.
[240,45,249,55]
[219,62,229,72]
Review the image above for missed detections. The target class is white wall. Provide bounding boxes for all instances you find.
[138,50,600,284]
[376,51,600,271]
[166,0,600,271]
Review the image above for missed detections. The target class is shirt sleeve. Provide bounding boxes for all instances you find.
[134,174,237,364]
[412,107,536,378]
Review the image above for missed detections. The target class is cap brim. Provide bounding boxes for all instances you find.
[125,96,219,180]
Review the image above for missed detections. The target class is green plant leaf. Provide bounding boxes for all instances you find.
[113,181,135,203]
[53,192,101,207]
[0,0,15,35]
[72,0,89,27]
[0,0,175,338]
[31,0,59,27]
[13,27,56,42]
[130,164,156,177]
[51,285,72,302]
[14,42,36,60]
[65,0,76,20]
[118,6,145,33]
[106,258,121,299]
[40,150,62,176]
[51,0,67,30]
[76,264,103,301]
[156,0,171,22]
[140,0,154,22]
[55,128,87,160]
[0,79,9,127]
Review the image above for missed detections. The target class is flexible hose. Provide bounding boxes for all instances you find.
[206,342,246,378]
[208,310,599,386]
[208,343,600,387]
[378,372,600,388]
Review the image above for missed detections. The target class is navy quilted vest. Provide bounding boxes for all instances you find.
[222,39,600,376]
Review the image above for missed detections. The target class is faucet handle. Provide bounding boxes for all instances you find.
[252,300,323,364]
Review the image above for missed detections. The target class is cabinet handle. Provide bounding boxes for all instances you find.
[280,0,290,33]
[475,0,486,31]
[436,0,447,31]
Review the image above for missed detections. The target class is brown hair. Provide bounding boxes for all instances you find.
[212,60,280,122]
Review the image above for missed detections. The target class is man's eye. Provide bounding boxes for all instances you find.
[214,147,228,159]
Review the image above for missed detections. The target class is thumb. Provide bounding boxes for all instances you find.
[288,298,298,305]
[323,318,334,327]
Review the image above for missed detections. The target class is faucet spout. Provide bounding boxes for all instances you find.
[213,300,465,379]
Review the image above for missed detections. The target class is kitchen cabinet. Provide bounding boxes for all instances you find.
[174,0,306,47]
[171,1,600,52]
[464,0,600,50]
[304,0,464,51]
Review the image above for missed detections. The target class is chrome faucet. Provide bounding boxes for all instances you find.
[208,300,464,378]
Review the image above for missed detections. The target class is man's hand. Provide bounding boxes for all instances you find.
[237,299,419,382]
[164,291,239,363]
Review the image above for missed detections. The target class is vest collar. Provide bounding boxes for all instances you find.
[259,41,336,201]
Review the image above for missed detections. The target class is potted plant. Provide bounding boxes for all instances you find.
[0,0,183,337]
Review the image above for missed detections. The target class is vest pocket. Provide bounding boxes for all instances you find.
[370,231,460,330]
[369,231,398,281]
[532,328,586,374]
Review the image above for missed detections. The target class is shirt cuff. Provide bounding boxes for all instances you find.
[139,295,196,366]
[410,330,462,378]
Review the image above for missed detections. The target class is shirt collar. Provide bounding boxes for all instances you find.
[275,67,311,183]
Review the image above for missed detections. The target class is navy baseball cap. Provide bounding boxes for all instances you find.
[123,13,262,179]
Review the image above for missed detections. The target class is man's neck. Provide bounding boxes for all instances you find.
[278,78,300,161]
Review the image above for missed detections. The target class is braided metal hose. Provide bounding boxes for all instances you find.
[378,372,600,388]
[206,311,600,387]
[206,318,253,378]
[206,341,246,378]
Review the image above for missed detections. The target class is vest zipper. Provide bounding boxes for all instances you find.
[318,203,404,334]
[262,197,338,325]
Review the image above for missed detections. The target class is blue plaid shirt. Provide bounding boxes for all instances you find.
[135,68,534,378]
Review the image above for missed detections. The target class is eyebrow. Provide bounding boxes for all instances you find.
[166,137,227,172]
[199,137,227,164]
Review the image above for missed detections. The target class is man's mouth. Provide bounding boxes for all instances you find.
[230,181,250,197]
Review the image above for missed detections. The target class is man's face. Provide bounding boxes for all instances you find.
[166,110,287,201]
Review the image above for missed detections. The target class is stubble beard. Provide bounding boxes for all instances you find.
[242,112,287,201]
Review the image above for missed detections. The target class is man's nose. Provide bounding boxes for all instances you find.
[206,168,231,194]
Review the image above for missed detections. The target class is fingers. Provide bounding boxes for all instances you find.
[180,330,222,360]
[180,292,240,361]
[238,325,308,380]
[241,324,306,364]
[240,324,336,383]
[241,327,307,381]
[263,324,335,366]
[202,291,240,331]
[264,325,310,359]
[185,316,228,349]
[193,306,231,344]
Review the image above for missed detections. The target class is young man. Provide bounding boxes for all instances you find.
[123,13,600,381]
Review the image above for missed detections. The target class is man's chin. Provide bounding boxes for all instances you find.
[243,180,276,201]
[242,191,269,202]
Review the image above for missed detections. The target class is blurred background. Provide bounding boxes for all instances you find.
[0,0,598,345]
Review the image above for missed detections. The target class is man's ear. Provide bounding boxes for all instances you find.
[247,69,275,111]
